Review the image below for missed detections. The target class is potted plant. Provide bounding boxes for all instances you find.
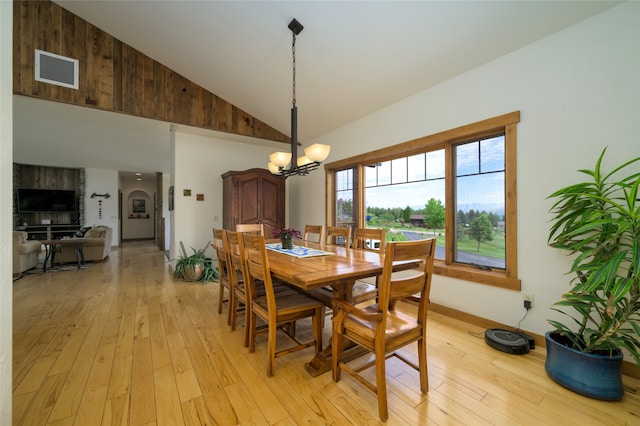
[546,147,640,400]
[273,227,302,249]
[172,242,219,283]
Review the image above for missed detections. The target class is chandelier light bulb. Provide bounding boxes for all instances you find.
[267,162,280,174]
[304,144,331,162]
[297,156,312,167]
[270,152,292,168]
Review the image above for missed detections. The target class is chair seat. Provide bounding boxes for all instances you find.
[343,303,421,342]
[253,291,322,322]
[311,279,377,306]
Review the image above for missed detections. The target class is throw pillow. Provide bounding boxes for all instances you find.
[73,226,92,238]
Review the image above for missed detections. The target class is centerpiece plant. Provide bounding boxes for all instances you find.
[273,227,302,249]
[546,148,640,399]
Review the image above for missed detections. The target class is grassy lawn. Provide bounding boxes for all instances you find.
[382,225,505,260]
[456,235,505,259]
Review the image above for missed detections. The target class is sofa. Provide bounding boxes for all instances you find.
[13,231,42,277]
[56,225,113,264]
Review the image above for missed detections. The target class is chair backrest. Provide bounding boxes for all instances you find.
[353,228,386,253]
[241,233,277,313]
[378,238,436,323]
[326,226,351,248]
[303,225,325,245]
[212,228,229,282]
[224,230,246,294]
[236,223,264,235]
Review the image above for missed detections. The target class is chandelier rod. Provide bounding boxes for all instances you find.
[289,19,302,170]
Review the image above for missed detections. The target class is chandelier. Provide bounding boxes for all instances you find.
[268,18,330,177]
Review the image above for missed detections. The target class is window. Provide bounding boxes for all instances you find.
[324,112,520,290]
[335,168,355,229]
[365,151,445,259]
[454,136,505,269]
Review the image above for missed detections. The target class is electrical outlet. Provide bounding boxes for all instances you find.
[523,293,534,309]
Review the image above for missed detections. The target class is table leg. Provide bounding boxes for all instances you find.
[75,243,84,269]
[50,244,57,270]
[43,244,51,273]
[43,243,57,273]
[304,279,367,377]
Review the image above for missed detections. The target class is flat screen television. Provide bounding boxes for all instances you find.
[18,188,77,212]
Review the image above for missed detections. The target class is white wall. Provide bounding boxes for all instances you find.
[0,2,12,423]
[121,178,156,239]
[84,167,119,246]
[170,130,282,260]
[291,2,640,336]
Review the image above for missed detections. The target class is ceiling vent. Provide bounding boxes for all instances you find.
[34,49,79,89]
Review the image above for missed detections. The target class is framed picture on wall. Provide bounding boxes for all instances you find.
[133,199,145,213]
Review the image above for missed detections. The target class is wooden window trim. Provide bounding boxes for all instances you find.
[325,111,521,290]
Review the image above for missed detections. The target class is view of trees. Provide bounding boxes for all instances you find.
[467,213,494,250]
[365,201,505,259]
[341,195,505,266]
[423,198,445,235]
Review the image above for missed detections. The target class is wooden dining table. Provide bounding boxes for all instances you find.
[265,239,416,376]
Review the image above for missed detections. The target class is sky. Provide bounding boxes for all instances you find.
[362,137,506,213]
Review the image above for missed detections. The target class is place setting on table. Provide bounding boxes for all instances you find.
[265,243,335,258]
[267,227,335,257]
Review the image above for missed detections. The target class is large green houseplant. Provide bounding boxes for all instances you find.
[172,243,219,283]
[546,148,640,399]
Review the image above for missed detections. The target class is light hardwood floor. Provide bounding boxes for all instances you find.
[12,240,640,425]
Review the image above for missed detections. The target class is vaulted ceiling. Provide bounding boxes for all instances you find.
[13,1,621,175]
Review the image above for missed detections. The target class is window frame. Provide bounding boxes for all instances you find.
[324,111,521,290]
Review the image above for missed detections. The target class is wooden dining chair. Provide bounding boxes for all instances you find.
[353,227,386,252]
[311,225,375,310]
[212,228,231,324]
[303,224,325,244]
[312,226,353,307]
[241,233,324,376]
[332,238,436,421]
[226,230,297,346]
[351,227,386,303]
[235,223,264,235]
[224,230,250,343]
[325,226,351,248]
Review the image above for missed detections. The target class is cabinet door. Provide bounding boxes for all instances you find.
[235,175,261,225]
[259,176,285,237]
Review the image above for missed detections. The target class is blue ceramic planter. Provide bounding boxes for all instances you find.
[545,331,624,400]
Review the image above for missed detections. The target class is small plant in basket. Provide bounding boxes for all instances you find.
[171,241,219,283]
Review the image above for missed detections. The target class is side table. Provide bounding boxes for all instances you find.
[41,238,85,272]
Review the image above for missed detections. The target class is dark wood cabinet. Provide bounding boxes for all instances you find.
[222,168,285,237]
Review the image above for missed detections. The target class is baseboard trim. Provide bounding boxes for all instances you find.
[429,302,640,380]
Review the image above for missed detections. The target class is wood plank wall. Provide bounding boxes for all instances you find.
[13,163,83,226]
[13,0,290,144]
